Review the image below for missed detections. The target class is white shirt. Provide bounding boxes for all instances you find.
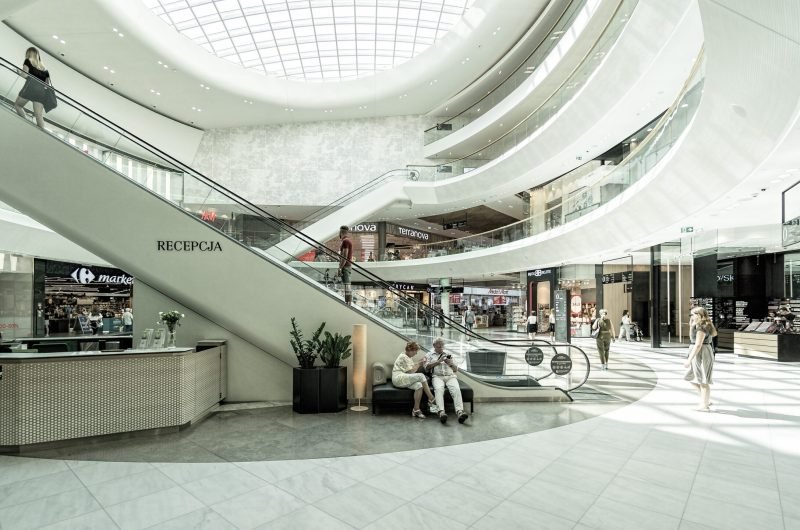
[392,353,416,378]
[425,350,456,377]
[549,313,556,324]
[621,315,631,326]
[527,315,537,325]
[122,311,133,325]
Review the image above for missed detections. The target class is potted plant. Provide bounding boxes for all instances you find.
[318,331,352,412]
[289,318,325,414]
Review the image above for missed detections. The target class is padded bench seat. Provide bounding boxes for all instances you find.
[372,378,474,415]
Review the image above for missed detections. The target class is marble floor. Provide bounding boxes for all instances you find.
[1,341,800,529]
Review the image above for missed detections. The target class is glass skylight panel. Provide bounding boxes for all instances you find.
[145,0,470,81]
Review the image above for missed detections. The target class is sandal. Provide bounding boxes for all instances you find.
[412,409,426,419]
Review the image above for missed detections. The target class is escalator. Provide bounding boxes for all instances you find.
[0,56,591,398]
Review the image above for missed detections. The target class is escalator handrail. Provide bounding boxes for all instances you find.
[0,55,478,336]
[295,167,409,226]
[415,0,632,174]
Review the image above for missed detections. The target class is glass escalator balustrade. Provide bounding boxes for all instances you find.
[416,0,639,180]
[423,0,593,144]
[0,56,594,392]
[411,52,706,258]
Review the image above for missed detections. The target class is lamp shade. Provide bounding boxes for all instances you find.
[352,324,367,401]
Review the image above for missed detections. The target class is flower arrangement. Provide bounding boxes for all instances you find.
[159,310,185,333]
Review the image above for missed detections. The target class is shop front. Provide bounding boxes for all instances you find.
[34,259,134,337]
[526,268,556,333]
[320,222,451,263]
[557,268,597,338]
[459,286,523,329]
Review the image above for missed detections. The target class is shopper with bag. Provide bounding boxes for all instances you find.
[592,309,616,371]
[14,47,56,128]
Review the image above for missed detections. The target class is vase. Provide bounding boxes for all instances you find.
[167,327,176,348]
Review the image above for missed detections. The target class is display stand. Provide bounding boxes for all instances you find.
[76,315,92,335]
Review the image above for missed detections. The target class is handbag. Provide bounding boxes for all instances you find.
[43,85,58,113]
[591,324,600,338]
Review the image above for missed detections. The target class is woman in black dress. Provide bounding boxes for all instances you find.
[15,47,52,128]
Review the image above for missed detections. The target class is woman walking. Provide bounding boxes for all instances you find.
[592,309,616,370]
[685,307,716,411]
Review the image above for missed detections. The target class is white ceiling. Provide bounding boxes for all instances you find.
[4,0,547,128]
[143,0,472,82]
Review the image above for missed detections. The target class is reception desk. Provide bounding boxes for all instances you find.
[0,344,226,451]
[733,332,800,362]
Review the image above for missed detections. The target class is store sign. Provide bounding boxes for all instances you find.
[554,289,570,343]
[525,346,544,366]
[550,353,573,375]
[571,295,582,316]
[527,268,553,279]
[157,240,223,252]
[391,282,426,291]
[783,217,800,248]
[397,227,430,241]
[487,288,508,295]
[443,219,467,230]
[350,223,378,233]
[70,267,134,286]
[717,274,735,283]
[601,272,633,284]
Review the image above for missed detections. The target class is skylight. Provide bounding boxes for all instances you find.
[142,0,471,81]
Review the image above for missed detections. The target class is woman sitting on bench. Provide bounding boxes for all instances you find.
[392,341,436,419]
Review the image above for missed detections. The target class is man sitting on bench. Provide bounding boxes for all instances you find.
[425,338,469,425]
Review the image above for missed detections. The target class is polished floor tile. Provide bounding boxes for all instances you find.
[1,342,800,529]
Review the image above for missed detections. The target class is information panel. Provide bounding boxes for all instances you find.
[554,289,570,344]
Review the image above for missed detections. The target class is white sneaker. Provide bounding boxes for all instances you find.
[428,403,439,414]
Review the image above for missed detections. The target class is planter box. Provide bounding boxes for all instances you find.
[319,366,347,413]
[292,366,347,414]
[292,368,321,414]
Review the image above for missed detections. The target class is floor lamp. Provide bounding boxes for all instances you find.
[351,324,368,411]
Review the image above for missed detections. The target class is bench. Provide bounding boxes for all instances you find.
[371,363,474,415]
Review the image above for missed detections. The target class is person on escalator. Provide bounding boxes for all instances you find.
[336,225,353,305]
[14,47,54,129]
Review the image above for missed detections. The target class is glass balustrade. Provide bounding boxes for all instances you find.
[413,0,639,181]
[423,0,592,144]
[0,55,594,391]
[412,51,706,257]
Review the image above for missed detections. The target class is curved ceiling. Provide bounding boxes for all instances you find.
[3,0,546,127]
[143,0,472,82]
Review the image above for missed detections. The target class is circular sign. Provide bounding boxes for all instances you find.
[525,347,544,366]
[550,353,573,375]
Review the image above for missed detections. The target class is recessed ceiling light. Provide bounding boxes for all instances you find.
[103,66,108,70]
[118,33,124,37]
[52,35,58,39]
[112,28,118,32]
[60,40,65,44]
[110,69,115,74]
